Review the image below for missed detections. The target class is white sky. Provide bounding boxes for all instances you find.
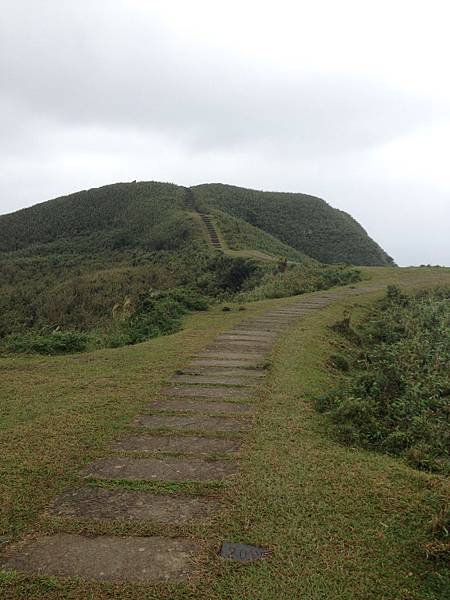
[1,0,449,265]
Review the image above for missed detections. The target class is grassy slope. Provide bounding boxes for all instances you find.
[211,209,313,263]
[193,183,394,266]
[1,267,450,599]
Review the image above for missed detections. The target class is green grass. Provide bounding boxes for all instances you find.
[1,268,450,599]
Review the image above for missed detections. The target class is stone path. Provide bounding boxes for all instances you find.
[0,285,382,583]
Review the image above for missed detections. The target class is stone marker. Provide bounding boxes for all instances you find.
[133,414,252,432]
[83,456,237,482]
[113,434,242,454]
[1,534,197,581]
[219,541,272,562]
[147,398,252,414]
[48,487,221,522]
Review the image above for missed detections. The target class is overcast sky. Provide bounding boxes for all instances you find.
[1,1,449,265]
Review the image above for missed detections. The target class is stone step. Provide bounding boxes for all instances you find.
[133,414,252,432]
[47,487,221,523]
[225,330,277,338]
[1,534,196,582]
[243,318,290,325]
[113,434,242,454]
[146,399,252,414]
[194,351,266,361]
[83,457,237,482]
[180,366,266,377]
[202,348,269,357]
[216,334,275,343]
[189,359,262,368]
[170,374,259,387]
[235,322,287,331]
[207,340,272,349]
[161,386,252,398]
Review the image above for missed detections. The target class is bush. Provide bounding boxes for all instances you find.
[3,330,89,355]
[318,286,450,474]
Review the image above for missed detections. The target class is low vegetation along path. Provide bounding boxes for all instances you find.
[1,283,385,583]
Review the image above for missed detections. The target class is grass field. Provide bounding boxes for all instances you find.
[1,267,449,599]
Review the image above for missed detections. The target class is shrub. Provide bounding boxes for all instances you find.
[3,330,89,355]
[318,286,450,474]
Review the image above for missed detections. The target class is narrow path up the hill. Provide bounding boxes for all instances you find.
[185,188,223,252]
[0,283,384,583]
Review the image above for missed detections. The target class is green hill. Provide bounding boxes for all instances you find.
[0,180,393,343]
[193,183,393,266]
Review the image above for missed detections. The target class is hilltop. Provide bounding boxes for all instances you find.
[0,181,393,266]
[0,180,392,342]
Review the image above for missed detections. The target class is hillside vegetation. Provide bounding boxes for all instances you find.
[193,183,393,266]
[318,286,450,476]
[0,179,392,352]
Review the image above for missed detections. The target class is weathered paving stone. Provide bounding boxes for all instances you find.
[206,341,271,350]
[226,330,277,338]
[161,385,252,398]
[237,322,286,330]
[216,334,274,343]
[47,487,221,522]
[83,457,237,482]
[181,367,266,377]
[1,534,197,581]
[147,399,252,414]
[133,414,252,432]
[189,359,263,368]
[170,374,259,387]
[113,434,242,454]
[194,351,266,361]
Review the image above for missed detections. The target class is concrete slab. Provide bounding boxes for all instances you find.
[189,359,263,368]
[226,330,277,338]
[193,352,266,361]
[83,457,237,482]
[161,386,252,398]
[206,341,271,350]
[170,374,258,387]
[133,414,252,432]
[181,367,266,378]
[216,335,275,343]
[1,534,197,581]
[47,487,221,523]
[147,399,252,414]
[113,434,242,454]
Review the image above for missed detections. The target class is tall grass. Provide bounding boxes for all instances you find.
[318,285,450,475]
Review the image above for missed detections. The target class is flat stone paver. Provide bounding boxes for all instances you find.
[206,341,271,350]
[194,351,266,361]
[189,359,263,368]
[216,335,275,343]
[226,330,277,338]
[1,534,196,581]
[161,386,252,398]
[181,367,266,377]
[83,457,237,482]
[133,414,252,432]
[113,434,242,454]
[147,399,252,414]
[47,487,221,522]
[170,374,259,387]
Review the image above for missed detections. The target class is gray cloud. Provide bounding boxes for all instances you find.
[1,0,449,265]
